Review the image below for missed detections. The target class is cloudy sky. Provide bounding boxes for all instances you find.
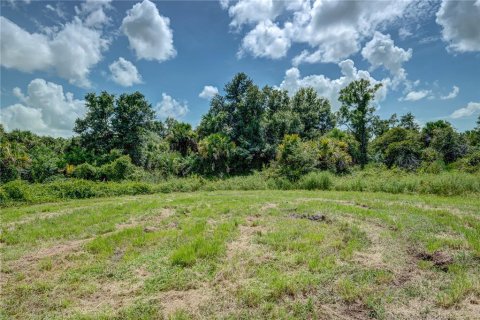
[1,0,479,137]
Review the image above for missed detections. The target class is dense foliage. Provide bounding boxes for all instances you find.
[1,74,479,186]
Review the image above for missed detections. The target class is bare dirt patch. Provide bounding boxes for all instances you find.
[344,217,389,269]
[225,216,265,260]
[412,250,453,271]
[158,286,213,317]
[20,239,88,264]
[74,279,143,315]
[386,295,480,320]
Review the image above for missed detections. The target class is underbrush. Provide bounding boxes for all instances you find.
[1,169,479,205]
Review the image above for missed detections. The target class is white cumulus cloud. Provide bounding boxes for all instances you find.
[155,93,188,119]
[109,57,142,87]
[279,59,388,110]
[440,85,459,100]
[227,0,286,28]
[224,0,415,64]
[0,16,109,88]
[121,0,176,62]
[0,79,85,137]
[239,20,291,59]
[361,32,412,77]
[76,0,112,28]
[450,102,480,119]
[436,0,480,53]
[199,86,219,99]
[401,90,431,102]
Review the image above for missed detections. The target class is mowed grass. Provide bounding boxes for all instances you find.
[1,191,479,319]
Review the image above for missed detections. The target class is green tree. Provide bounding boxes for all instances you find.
[338,79,382,168]
[275,134,316,181]
[198,133,236,176]
[308,137,353,174]
[29,145,61,182]
[399,112,419,131]
[466,115,480,147]
[291,87,335,139]
[421,120,451,147]
[197,73,266,172]
[373,128,422,170]
[74,92,115,158]
[262,86,302,160]
[112,92,156,165]
[372,113,398,137]
[325,128,360,163]
[422,120,467,163]
[165,119,197,157]
[63,137,92,165]
[0,140,30,183]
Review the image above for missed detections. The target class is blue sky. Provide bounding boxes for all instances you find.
[1,0,479,137]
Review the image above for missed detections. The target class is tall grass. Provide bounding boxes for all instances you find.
[1,170,479,205]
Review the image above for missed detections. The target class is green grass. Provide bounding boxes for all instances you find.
[1,190,479,319]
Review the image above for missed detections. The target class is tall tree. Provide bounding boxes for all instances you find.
[112,92,155,165]
[399,112,420,131]
[338,79,382,168]
[261,86,301,160]
[74,92,115,159]
[421,120,452,147]
[421,120,467,163]
[372,113,398,137]
[291,87,335,139]
[197,73,267,172]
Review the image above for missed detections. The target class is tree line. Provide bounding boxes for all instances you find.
[1,73,480,184]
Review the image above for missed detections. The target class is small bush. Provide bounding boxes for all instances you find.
[266,177,294,190]
[297,171,333,190]
[49,180,97,199]
[73,163,98,180]
[2,180,30,201]
[0,187,7,204]
[452,151,480,173]
[275,134,316,181]
[420,160,445,174]
[127,182,153,195]
[99,156,135,181]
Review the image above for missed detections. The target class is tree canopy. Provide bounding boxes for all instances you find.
[1,74,479,184]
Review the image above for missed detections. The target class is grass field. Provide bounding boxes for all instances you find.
[1,190,479,319]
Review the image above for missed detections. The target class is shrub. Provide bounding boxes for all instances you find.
[0,187,7,204]
[373,128,422,170]
[310,138,352,174]
[126,182,153,195]
[266,176,294,190]
[47,180,97,199]
[2,180,31,201]
[420,160,445,174]
[452,151,480,173]
[297,171,333,190]
[0,164,20,184]
[385,140,421,170]
[275,134,316,181]
[29,146,61,182]
[421,147,442,163]
[73,163,98,180]
[99,156,135,181]
[198,133,236,176]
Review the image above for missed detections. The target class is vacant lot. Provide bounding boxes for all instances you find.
[1,190,479,319]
